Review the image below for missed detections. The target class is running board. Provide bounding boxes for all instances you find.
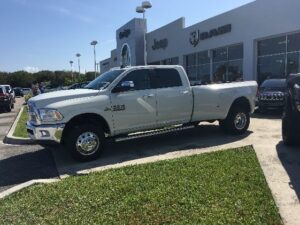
[114,125,195,142]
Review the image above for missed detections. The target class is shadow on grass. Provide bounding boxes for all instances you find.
[51,124,252,176]
[276,141,300,202]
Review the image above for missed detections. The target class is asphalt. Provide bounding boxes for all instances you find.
[0,98,58,193]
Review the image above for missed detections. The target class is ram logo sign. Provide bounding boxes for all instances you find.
[189,24,232,47]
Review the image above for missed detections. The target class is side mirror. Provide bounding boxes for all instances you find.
[112,81,135,93]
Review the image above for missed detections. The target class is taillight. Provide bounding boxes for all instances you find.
[256,88,260,98]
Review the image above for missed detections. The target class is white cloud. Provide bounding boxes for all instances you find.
[24,66,39,73]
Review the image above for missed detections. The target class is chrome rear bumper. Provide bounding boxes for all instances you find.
[26,121,65,143]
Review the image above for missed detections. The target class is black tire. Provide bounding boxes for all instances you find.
[224,106,250,135]
[5,103,11,112]
[282,102,299,146]
[65,124,106,162]
[11,103,14,109]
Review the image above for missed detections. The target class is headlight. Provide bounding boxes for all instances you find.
[38,109,63,122]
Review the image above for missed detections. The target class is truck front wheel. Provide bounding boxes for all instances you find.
[224,106,250,135]
[66,124,106,161]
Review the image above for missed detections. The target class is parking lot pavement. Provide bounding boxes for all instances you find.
[0,98,58,193]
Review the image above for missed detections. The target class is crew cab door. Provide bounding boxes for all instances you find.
[110,69,157,135]
[152,68,193,126]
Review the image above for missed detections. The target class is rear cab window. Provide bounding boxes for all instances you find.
[151,68,183,89]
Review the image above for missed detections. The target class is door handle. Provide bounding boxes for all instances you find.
[180,90,189,95]
[143,94,155,98]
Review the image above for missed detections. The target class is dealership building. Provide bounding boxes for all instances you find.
[100,0,300,84]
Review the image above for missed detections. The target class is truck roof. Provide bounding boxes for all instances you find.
[110,65,183,71]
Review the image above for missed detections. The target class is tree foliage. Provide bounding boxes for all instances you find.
[0,71,94,88]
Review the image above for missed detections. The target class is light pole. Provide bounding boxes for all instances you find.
[90,40,98,79]
[69,60,74,81]
[76,53,81,75]
[136,1,152,66]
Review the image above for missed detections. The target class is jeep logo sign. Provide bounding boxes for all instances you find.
[189,24,232,47]
[152,38,168,50]
[119,29,131,39]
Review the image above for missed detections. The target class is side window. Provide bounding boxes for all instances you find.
[119,69,151,91]
[151,68,183,89]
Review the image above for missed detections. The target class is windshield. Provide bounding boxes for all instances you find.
[260,79,286,92]
[85,69,125,90]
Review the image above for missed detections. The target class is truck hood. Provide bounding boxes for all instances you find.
[29,89,99,108]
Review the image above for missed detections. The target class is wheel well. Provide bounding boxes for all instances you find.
[230,97,251,113]
[62,113,110,143]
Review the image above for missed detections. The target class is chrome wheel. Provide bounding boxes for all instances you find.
[234,112,247,130]
[76,132,100,156]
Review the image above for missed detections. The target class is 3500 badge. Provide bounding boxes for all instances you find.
[112,104,126,111]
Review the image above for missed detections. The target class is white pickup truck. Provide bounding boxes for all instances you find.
[27,65,257,161]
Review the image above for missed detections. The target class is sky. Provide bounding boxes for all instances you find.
[0,0,254,73]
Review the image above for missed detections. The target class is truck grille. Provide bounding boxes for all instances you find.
[259,92,285,101]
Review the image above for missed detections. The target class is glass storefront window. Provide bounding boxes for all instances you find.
[257,54,286,84]
[213,47,227,62]
[287,52,300,75]
[228,60,243,81]
[258,36,286,56]
[186,66,197,81]
[228,45,243,60]
[186,53,197,66]
[148,61,160,65]
[288,33,300,52]
[161,57,179,65]
[185,44,243,84]
[257,31,300,84]
[198,64,210,83]
[198,51,210,64]
[213,62,227,83]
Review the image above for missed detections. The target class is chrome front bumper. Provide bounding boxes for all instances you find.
[26,121,65,143]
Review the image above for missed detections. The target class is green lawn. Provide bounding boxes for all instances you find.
[13,106,29,138]
[0,146,281,225]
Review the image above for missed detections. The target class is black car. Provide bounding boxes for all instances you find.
[257,79,286,112]
[13,87,24,97]
[0,86,14,112]
[282,74,300,146]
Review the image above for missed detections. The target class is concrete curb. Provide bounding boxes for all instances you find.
[0,178,61,200]
[3,106,35,145]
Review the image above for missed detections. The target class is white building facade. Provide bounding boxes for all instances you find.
[100,0,300,84]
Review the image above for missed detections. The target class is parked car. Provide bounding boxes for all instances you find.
[2,85,15,102]
[68,81,90,90]
[282,74,300,146]
[257,79,286,112]
[0,86,14,112]
[13,87,24,97]
[22,88,31,95]
[27,65,257,161]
